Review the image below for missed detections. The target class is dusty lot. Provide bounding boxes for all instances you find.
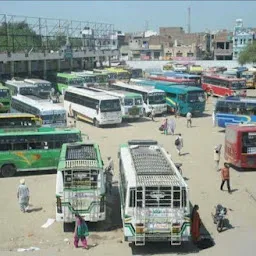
[1,92,256,256]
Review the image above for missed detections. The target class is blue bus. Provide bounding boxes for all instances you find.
[214,96,256,128]
[154,84,206,116]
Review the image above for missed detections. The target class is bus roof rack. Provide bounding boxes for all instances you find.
[128,140,158,146]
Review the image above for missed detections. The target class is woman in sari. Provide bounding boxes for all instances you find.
[74,214,89,249]
[191,204,201,243]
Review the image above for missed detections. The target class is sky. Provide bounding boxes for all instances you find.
[1,1,256,33]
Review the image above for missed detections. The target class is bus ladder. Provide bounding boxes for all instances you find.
[134,186,146,246]
[170,186,182,246]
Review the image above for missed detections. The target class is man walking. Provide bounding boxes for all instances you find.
[17,179,30,213]
[105,157,114,194]
[214,144,222,171]
[220,163,231,193]
[151,107,155,121]
[186,112,192,128]
[175,133,183,156]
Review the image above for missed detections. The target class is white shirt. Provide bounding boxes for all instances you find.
[107,158,114,171]
[186,112,192,120]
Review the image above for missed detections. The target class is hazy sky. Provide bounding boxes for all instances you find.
[1,1,256,33]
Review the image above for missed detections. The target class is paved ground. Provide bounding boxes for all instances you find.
[0,91,256,255]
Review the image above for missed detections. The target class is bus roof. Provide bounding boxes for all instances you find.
[203,74,246,82]
[58,142,103,169]
[155,84,204,93]
[65,87,121,101]
[5,80,36,88]
[24,79,51,84]
[0,127,80,136]
[92,88,142,98]
[72,72,96,77]
[57,73,79,79]
[115,81,165,93]
[219,96,256,103]
[0,113,36,118]
[226,124,256,132]
[12,95,66,112]
[119,140,187,187]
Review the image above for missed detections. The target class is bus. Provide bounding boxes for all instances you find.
[71,72,97,86]
[155,84,206,116]
[56,142,106,231]
[110,82,167,116]
[165,72,202,87]
[126,68,143,79]
[56,73,85,94]
[0,113,42,129]
[241,71,256,89]
[11,95,67,127]
[64,87,122,127]
[202,74,247,97]
[149,74,198,86]
[225,124,256,168]
[118,140,190,245]
[187,64,203,75]
[0,127,82,177]
[0,83,11,113]
[214,96,256,128]
[5,80,36,96]
[105,68,130,80]
[24,79,52,99]
[90,86,143,120]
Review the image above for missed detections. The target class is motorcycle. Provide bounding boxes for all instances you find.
[211,204,228,232]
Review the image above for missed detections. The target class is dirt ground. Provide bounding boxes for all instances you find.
[1,91,256,256]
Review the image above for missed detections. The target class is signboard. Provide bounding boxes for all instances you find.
[64,45,73,60]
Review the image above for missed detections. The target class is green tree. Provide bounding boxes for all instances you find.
[238,41,256,65]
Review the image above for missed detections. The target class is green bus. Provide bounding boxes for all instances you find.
[56,142,106,231]
[56,73,84,94]
[155,84,206,116]
[0,83,11,113]
[0,127,83,177]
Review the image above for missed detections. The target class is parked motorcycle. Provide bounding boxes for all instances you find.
[212,204,228,232]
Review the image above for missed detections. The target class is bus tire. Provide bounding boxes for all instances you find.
[63,222,73,232]
[143,109,147,117]
[1,164,16,177]
[95,120,100,128]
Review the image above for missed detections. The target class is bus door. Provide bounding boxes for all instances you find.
[177,94,187,115]
[241,131,256,168]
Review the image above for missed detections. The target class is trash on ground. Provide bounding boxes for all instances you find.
[17,247,40,252]
[41,218,55,228]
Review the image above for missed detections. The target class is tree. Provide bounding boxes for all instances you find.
[238,41,256,65]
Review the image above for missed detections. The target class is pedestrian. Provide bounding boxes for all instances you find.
[220,162,231,193]
[151,107,155,121]
[74,214,89,249]
[105,157,114,194]
[163,118,168,135]
[175,103,180,118]
[56,92,60,103]
[17,179,30,213]
[191,204,201,244]
[175,133,183,156]
[186,112,192,128]
[168,118,176,135]
[74,120,77,128]
[214,144,222,171]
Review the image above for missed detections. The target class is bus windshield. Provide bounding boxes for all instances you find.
[242,132,256,154]
[53,113,66,123]
[96,76,108,83]
[100,99,121,112]
[187,91,205,103]
[84,76,96,83]
[135,97,143,105]
[148,93,166,104]
[124,98,134,106]
[231,81,246,90]
[0,89,9,97]
[69,78,84,86]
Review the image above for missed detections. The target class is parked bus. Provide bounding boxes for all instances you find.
[165,72,202,87]
[0,83,11,113]
[225,124,256,168]
[155,84,206,116]
[187,64,203,75]
[105,68,130,80]
[0,113,42,129]
[214,96,256,128]
[118,140,190,245]
[90,86,143,120]
[11,95,67,127]
[149,74,197,86]
[202,74,247,97]
[56,73,85,94]
[24,79,52,99]
[64,87,122,127]
[0,127,82,177]
[71,72,97,86]
[5,80,36,96]
[126,68,143,79]
[110,82,167,116]
[56,141,106,231]
[241,71,256,89]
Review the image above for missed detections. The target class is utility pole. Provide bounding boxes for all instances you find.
[188,7,191,34]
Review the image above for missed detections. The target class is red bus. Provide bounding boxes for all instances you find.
[149,75,196,86]
[202,74,247,97]
[225,124,256,168]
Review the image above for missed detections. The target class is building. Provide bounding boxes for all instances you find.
[233,19,255,60]
[212,30,233,60]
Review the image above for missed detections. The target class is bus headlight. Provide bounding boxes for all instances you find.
[100,196,105,212]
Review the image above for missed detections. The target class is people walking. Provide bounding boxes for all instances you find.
[168,118,176,135]
[105,157,114,194]
[186,112,192,128]
[151,107,155,121]
[74,214,89,249]
[160,118,168,135]
[17,179,30,213]
[56,92,60,103]
[175,103,180,118]
[175,133,183,156]
[191,204,201,244]
[220,163,231,193]
[214,144,222,171]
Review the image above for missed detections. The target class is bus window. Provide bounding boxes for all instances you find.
[124,98,133,106]
[13,143,28,150]
[178,94,186,102]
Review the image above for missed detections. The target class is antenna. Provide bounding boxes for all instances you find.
[188,7,191,33]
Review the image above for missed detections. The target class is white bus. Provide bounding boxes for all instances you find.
[118,140,190,246]
[71,72,97,86]
[5,80,36,96]
[64,87,122,127]
[89,86,143,120]
[111,81,167,116]
[24,79,52,99]
[56,142,106,232]
[11,94,67,127]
